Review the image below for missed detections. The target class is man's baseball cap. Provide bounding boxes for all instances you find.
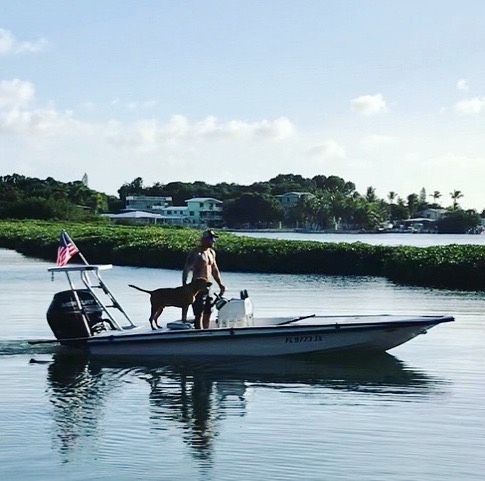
[201,229,218,240]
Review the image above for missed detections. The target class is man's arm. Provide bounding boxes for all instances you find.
[211,252,225,295]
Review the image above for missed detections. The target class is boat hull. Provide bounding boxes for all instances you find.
[65,316,453,357]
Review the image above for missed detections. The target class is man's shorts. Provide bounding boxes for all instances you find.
[192,288,213,317]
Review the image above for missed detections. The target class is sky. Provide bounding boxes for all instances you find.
[1,0,485,209]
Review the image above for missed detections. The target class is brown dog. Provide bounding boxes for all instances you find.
[129,278,211,329]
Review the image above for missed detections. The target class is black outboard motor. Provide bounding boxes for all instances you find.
[47,289,107,340]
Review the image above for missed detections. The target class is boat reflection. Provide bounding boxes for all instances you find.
[47,352,107,461]
[46,352,444,463]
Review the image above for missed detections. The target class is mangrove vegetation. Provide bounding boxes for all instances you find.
[1,220,485,291]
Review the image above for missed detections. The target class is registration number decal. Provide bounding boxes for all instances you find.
[285,335,323,343]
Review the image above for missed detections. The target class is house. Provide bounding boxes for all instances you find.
[117,195,224,227]
[102,209,186,226]
[184,197,224,227]
[275,192,315,209]
[101,210,164,225]
[418,208,447,220]
[162,206,188,225]
[125,195,172,212]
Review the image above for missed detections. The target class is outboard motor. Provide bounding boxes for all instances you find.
[47,289,108,340]
[216,291,254,328]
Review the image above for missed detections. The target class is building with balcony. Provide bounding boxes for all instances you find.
[125,195,173,212]
[112,195,223,226]
[184,197,224,227]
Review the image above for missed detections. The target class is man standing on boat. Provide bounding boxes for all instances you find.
[183,229,225,329]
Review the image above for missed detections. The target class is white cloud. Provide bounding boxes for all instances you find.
[307,140,346,159]
[0,79,35,108]
[0,80,295,146]
[192,116,294,140]
[162,114,190,139]
[107,115,295,150]
[351,93,388,116]
[360,134,397,150]
[252,117,295,140]
[110,98,158,110]
[457,79,469,91]
[0,79,85,135]
[455,97,485,114]
[0,107,79,136]
[0,28,47,55]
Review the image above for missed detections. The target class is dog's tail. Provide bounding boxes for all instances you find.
[128,284,152,294]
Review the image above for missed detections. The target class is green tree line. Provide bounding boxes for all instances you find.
[115,175,485,233]
[1,173,483,233]
[0,174,121,220]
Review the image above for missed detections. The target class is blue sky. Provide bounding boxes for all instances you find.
[2,0,485,209]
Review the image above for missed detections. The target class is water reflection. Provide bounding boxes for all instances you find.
[46,352,114,462]
[45,352,444,463]
[143,367,223,461]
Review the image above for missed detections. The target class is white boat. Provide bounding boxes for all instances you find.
[34,265,454,357]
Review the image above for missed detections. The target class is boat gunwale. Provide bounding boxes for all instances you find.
[72,315,454,347]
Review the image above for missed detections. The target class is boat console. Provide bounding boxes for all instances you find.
[216,291,254,328]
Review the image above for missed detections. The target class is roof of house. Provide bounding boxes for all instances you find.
[126,195,172,200]
[275,192,315,197]
[402,218,436,223]
[185,197,222,203]
[102,210,163,219]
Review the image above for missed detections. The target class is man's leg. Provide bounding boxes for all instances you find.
[192,291,204,329]
[202,312,211,329]
[201,294,213,329]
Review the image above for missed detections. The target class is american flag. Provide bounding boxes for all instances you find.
[56,230,80,266]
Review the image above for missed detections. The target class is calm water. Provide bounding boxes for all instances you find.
[1,246,484,480]
[232,231,485,247]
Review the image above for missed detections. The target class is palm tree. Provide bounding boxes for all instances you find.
[429,190,441,206]
[450,190,463,210]
[365,186,377,203]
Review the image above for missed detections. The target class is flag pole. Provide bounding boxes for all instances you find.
[64,230,89,265]
[77,250,89,265]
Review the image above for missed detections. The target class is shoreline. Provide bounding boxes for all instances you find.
[229,228,362,234]
[229,228,484,236]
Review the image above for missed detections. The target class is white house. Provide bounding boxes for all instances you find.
[184,197,224,227]
[275,192,315,209]
[118,195,223,226]
[101,210,164,225]
[162,206,188,225]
